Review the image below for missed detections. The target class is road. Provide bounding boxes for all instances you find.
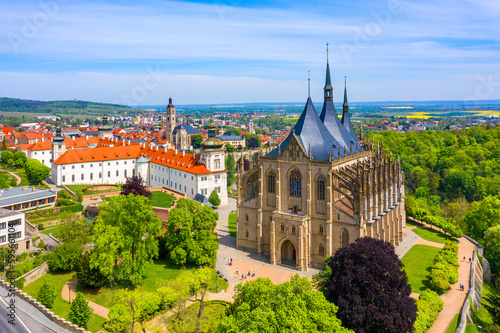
[0,286,70,333]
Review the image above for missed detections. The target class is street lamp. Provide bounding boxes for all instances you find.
[478,326,482,333]
[68,286,71,304]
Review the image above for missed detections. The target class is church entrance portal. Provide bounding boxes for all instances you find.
[281,240,296,267]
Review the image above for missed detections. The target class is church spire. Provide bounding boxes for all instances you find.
[341,76,356,136]
[308,71,311,98]
[324,43,333,101]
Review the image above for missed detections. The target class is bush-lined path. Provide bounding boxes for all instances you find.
[406,221,477,333]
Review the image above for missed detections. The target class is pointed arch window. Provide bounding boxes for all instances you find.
[341,229,349,248]
[316,175,325,200]
[319,243,325,256]
[319,224,324,235]
[267,171,276,193]
[280,223,285,232]
[289,170,301,197]
[291,225,296,234]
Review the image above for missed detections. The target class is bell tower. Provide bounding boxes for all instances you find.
[165,96,176,141]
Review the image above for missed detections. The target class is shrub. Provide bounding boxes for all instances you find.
[413,290,444,333]
[9,177,17,187]
[57,190,70,199]
[432,262,458,284]
[15,277,25,289]
[76,250,109,288]
[38,223,45,230]
[38,280,56,308]
[37,241,46,249]
[56,198,73,207]
[47,243,82,271]
[60,203,83,214]
[137,292,163,322]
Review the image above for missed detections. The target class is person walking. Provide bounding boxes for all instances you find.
[236,268,239,275]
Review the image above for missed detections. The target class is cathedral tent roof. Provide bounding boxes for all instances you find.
[267,97,344,161]
[320,99,359,150]
[172,124,200,135]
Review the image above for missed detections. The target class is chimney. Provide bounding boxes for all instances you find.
[32,187,35,191]
[42,137,45,142]
[182,151,185,157]
[175,149,177,155]
[86,135,89,140]
[156,145,158,151]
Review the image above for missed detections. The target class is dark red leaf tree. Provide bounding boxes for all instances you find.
[120,175,152,198]
[324,237,417,333]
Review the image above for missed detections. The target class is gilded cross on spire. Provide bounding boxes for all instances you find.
[308,71,311,97]
[326,42,329,62]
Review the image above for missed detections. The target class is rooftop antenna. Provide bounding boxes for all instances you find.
[308,71,311,98]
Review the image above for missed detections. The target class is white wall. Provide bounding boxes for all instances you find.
[28,150,52,168]
[0,212,25,247]
[149,163,198,199]
[52,158,137,186]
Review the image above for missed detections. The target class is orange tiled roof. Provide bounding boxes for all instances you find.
[53,145,142,165]
[1,127,14,135]
[64,137,100,149]
[27,140,51,151]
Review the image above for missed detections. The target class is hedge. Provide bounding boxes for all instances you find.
[409,209,463,238]
[429,240,459,293]
[60,203,83,213]
[413,290,444,333]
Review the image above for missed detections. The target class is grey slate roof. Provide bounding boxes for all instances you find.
[218,135,243,141]
[172,124,200,135]
[0,187,57,207]
[267,97,346,161]
[194,193,213,207]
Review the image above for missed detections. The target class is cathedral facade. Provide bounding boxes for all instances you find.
[236,59,406,271]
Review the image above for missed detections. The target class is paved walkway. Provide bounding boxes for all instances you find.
[61,279,109,319]
[405,223,477,333]
[3,169,22,186]
[215,198,319,299]
[395,228,420,258]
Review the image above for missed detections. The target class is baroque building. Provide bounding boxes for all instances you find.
[165,97,200,150]
[237,57,406,271]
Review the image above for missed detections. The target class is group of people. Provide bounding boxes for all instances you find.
[459,283,466,291]
[234,267,256,279]
[463,256,471,263]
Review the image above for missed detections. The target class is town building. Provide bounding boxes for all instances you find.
[237,55,406,271]
[217,131,246,149]
[0,186,57,211]
[164,97,201,150]
[0,209,29,254]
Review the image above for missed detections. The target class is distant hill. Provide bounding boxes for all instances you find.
[0,98,141,117]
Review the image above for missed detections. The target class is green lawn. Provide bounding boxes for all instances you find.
[228,211,237,237]
[406,219,421,227]
[41,223,67,238]
[465,323,481,332]
[66,184,122,196]
[412,227,457,244]
[22,271,106,332]
[31,212,80,224]
[150,191,176,208]
[401,245,442,293]
[445,313,461,333]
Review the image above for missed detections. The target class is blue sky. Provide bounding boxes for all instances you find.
[0,0,499,105]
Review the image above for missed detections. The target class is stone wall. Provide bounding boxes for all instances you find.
[0,281,91,333]
[16,262,50,287]
[455,250,483,333]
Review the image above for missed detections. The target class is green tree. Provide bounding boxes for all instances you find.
[47,242,82,271]
[484,225,500,276]
[225,143,236,153]
[37,280,56,309]
[90,194,162,285]
[1,150,13,164]
[226,154,236,186]
[9,177,17,187]
[165,198,219,266]
[192,134,204,149]
[0,178,9,189]
[208,189,221,207]
[216,275,352,333]
[484,293,500,326]
[24,159,50,183]
[68,292,93,329]
[463,196,500,241]
[76,250,109,288]
[13,151,27,164]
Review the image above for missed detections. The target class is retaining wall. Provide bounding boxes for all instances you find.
[16,262,50,287]
[455,250,483,333]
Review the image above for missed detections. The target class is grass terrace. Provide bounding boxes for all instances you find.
[445,314,461,333]
[66,184,122,196]
[412,227,457,244]
[401,245,442,293]
[150,191,176,208]
[22,271,107,332]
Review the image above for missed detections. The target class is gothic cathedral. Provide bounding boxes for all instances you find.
[236,57,406,271]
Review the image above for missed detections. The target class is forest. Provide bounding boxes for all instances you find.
[370,125,500,277]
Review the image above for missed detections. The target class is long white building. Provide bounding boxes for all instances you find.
[51,135,228,206]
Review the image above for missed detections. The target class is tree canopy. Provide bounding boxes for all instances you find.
[208,189,221,207]
[90,194,162,285]
[24,158,50,183]
[120,175,152,198]
[216,275,352,333]
[165,198,219,266]
[484,225,500,276]
[463,195,500,241]
[192,134,204,149]
[320,237,417,333]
